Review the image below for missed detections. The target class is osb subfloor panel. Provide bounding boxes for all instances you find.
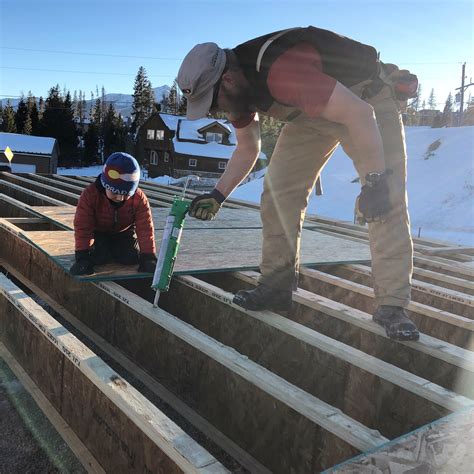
[328,406,474,473]
[21,228,370,281]
[32,205,319,230]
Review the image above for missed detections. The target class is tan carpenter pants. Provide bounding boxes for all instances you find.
[259,68,413,308]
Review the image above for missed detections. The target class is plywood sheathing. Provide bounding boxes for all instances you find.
[6,224,370,281]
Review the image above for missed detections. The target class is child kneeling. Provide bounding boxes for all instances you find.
[70,152,157,276]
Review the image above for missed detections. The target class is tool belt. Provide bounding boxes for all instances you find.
[362,62,418,101]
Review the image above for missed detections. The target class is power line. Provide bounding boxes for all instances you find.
[1,46,182,61]
[1,66,174,77]
[2,46,471,67]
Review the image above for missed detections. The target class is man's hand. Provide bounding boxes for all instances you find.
[356,172,392,223]
[138,253,157,273]
[189,189,226,220]
[70,250,94,276]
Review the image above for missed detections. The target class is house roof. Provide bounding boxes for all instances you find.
[0,132,57,156]
[145,113,266,161]
[179,118,232,141]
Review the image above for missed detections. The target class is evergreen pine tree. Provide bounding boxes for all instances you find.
[26,92,40,135]
[178,94,187,116]
[131,66,155,134]
[2,101,17,133]
[167,80,179,114]
[428,89,436,110]
[38,97,45,118]
[103,103,116,157]
[83,122,100,164]
[440,93,453,127]
[23,114,33,135]
[15,97,29,134]
[39,85,78,164]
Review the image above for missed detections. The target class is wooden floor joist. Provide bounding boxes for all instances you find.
[297,267,474,349]
[203,270,474,399]
[165,275,473,435]
[0,273,227,473]
[1,174,473,471]
[0,342,104,473]
[0,259,270,474]
[318,263,474,316]
[0,223,388,472]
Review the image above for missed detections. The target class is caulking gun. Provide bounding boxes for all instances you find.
[152,176,201,307]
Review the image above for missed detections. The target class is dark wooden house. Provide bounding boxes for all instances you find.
[136,113,266,179]
[0,132,59,173]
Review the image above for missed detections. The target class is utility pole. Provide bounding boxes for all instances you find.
[455,62,474,126]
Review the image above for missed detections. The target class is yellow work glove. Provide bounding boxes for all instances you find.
[189,189,226,220]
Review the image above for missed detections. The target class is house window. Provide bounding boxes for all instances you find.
[206,132,223,143]
[189,159,197,167]
[147,129,155,140]
[164,152,169,163]
[156,130,164,140]
[150,150,158,165]
[218,161,227,170]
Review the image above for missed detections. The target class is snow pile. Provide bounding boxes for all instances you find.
[231,126,474,245]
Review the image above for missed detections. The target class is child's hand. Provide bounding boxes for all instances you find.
[138,253,157,273]
[70,251,94,276]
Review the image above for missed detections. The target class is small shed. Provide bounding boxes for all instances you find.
[0,132,59,173]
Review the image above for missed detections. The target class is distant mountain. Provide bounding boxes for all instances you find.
[0,85,171,119]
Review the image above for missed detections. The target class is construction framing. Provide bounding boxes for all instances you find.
[0,171,473,472]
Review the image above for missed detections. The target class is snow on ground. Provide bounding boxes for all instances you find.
[231,126,474,246]
[58,165,172,184]
[58,126,474,246]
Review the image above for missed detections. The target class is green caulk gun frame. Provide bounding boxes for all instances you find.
[152,176,204,307]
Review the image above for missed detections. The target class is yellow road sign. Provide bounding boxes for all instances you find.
[4,146,14,162]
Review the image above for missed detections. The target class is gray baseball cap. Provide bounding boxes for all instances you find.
[177,43,226,120]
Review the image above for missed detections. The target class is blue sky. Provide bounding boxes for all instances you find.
[1,0,472,109]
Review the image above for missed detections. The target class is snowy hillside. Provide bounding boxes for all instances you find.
[231,126,474,246]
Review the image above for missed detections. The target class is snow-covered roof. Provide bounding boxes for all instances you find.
[179,118,232,141]
[0,132,57,155]
[153,113,265,161]
[159,113,181,131]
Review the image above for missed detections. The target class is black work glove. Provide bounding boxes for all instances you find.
[70,250,94,276]
[138,253,157,273]
[189,189,226,221]
[355,172,392,223]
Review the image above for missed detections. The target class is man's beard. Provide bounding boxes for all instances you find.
[222,85,255,117]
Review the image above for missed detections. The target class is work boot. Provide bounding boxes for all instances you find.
[373,305,420,341]
[233,284,293,312]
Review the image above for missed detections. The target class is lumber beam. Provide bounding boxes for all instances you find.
[0,259,268,474]
[163,275,473,439]
[0,181,70,206]
[297,267,474,348]
[0,273,225,473]
[319,264,474,317]
[202,271,474,399]
[0,173,80,205]
[0,223,387,472]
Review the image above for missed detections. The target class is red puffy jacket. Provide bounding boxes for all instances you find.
[74,179,156,254]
